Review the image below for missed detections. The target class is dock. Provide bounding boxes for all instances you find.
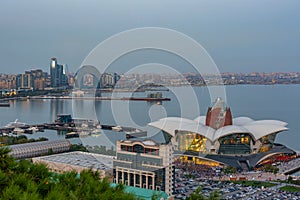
[0,103,10,107]
[28,96,171,102]
[0,119,146,139]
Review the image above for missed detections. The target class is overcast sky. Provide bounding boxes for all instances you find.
[0,0,299,74]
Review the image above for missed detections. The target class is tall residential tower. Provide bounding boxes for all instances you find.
[50,57,69,88]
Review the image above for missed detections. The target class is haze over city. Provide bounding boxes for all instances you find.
[0,0,300,74]
[0,1,300,200]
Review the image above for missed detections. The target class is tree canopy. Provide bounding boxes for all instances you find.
[0,147,138,200]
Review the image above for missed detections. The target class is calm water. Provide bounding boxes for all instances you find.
[1,85,299,175]
[0,85,299,152]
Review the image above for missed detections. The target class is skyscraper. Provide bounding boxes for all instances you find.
[50,57,69,88]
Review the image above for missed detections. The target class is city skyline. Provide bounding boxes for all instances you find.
[0,1,299,74]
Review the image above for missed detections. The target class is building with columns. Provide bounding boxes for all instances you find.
[113,134,174,196]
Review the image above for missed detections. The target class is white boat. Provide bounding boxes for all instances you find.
[13,128,25,134]
[5,119,28,128]
[27,126,39,132]
[91,129,103,137]
[112,126,122,132]
[72,90,84,97]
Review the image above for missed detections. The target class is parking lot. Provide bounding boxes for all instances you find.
[174,178,300,199]
[174,161,300,199]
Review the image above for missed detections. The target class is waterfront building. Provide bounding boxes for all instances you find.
[50,57,69,88]
[101,72,120,88]
[15,69,48,90]
[9,140,71,159]
[149,97,296,171]
[113,136,174,196]
[30,69,48,90]
[32,151,113,179]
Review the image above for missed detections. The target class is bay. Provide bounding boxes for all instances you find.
[0,85,299,152]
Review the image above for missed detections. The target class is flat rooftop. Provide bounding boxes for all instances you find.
[34,151,114,171]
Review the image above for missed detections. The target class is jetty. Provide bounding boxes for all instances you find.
[28,96,170,102]
[0,114,146,139]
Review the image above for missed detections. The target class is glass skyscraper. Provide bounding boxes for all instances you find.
[50,57,69,88]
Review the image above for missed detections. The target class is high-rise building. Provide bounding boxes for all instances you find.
[16,74,32,90]
[50,57,69,88]
[101,72,120,88]
[113,136,174,196]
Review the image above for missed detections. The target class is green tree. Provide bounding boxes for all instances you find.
[187,187,221,200]
[209,191,220,200]
[187,187,205,200]
[0,148,138,200]
[0,147,15,172]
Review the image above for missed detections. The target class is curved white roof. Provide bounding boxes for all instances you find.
[148,117,215,141]
[148,116,288,141]
[247,120,288,127]
[193,116,206,124]
[213,125,252,141]
[243,124,288,140]
[233,117,254,126]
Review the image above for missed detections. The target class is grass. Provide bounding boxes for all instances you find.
[280,186,300,193]
[232,180,276,188]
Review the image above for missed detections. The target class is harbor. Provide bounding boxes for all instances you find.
[0,114,147,139]
[28,96,171,102]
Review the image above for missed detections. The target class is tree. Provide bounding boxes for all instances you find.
[0,147,15,172]
[264,164,279,175]
[223,166,237,174]
[187,187,205,200]
[187,186,221,200]
[209,191,220,200]
[0,148,138,200]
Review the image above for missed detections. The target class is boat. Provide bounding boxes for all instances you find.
[79,131,90,138]
[27,126,39,132]
[112,126,122,132]
[13,128,25,134]
[5,119,28,128]
[65,132,79,139]
[90,129,103,137]
[72,90,84,97]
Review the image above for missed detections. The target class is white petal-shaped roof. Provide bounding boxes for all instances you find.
[149,116,288,142]
[148,117,215,141]
[233,117,254,126]
[243,124,288,140]
[213,125,252,141]
[247,120,288,127]
[193,116,206,125]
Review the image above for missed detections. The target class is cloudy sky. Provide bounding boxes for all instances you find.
[0,0,299,74]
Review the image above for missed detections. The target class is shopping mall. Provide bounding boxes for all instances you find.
[148,97,296,171]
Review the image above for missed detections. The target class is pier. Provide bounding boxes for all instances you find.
[0,114,146,139]
[28,96,171,102]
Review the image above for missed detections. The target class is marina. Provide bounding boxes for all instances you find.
[29,95,171,102]
[0,114,146,140]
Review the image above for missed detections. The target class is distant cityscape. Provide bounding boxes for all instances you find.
[0,57,299,97]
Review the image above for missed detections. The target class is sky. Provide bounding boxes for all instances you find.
[0,0,299,74]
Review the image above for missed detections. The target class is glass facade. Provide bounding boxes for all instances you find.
[179,156,222,167]
[177,131,207,153]
[259,133,276,152]
[218,133,252,154]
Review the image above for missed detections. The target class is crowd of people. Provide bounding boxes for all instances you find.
[278,157,300,174]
